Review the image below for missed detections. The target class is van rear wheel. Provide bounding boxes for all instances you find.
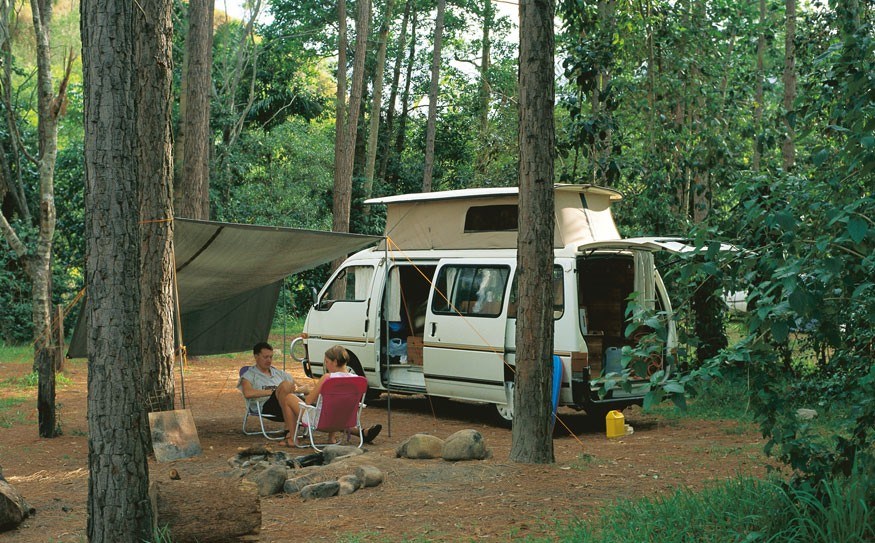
[493,403,513,428]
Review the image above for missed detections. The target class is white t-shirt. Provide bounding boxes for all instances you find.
[238,366,294,405]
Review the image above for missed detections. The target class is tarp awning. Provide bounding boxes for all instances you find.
[68,218,382,357]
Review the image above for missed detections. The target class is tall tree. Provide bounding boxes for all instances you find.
[81,0,152,539]
[378,0,413,183]
[363,0,396,201]
[422,0,446,192]
[0,0,70,437]
[175,0,215,219]
[781,0,796,171]
[752,0,767,172]
[511,0,555,464]
[136,0,175,411]
[332,0,370,249]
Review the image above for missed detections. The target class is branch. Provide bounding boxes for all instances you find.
[0,209,31,277]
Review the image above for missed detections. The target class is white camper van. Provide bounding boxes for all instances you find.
[292,184,680,423]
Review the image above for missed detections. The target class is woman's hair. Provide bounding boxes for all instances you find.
[324,345,349,367]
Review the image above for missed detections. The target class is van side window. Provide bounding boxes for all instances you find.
[432,265,510,317]
[464,205,518,232]
[320,265,374,308]
[507,266,564,319]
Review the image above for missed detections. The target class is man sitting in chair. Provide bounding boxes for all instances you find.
[238,342,301,442]
[288,345,381,446]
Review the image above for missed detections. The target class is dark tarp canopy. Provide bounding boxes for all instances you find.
[68,218,382,357]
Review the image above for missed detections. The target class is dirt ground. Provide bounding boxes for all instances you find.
[0,347,775,542]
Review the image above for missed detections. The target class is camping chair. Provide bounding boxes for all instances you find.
[239,366,286,440]
[292,375,368,452]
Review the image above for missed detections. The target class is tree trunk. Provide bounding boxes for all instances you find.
[378,0,412,184]
[422,0,445,193]
[475,0,493,176]
[135,0,175,413]
[363,0,396,202]
[781,0,796,172]
[511,0,555,465]
[175,0,214,220]
[752,0,766,172]
[332,0,370,274]
[392,7,418,177]
[82,0,153,539]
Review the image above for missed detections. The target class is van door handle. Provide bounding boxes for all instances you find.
[431,322,436,337]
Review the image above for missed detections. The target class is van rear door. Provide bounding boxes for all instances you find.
[423,258,515,403]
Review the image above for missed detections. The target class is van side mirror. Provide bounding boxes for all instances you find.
[311,287,319,306]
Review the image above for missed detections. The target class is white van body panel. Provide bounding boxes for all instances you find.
[301,185,685,421]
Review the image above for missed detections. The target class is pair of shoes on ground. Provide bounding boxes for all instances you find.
[363,424,382,444]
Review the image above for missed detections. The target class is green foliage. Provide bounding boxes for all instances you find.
[551,476,874,543]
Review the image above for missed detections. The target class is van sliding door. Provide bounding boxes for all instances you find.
[423,259,514,403]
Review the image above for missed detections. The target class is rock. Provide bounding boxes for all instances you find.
[796,408,818,421]
[396,434,445,459]
[251,465,288,496]
[300,481,340,501]
[0,477,33,532]
[337,475,361,496]
[284,472,325,494]
[322,445,364,465]
[354,465,384,488]
[442,429,490,461]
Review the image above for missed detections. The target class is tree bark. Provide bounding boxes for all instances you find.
[512,0,555,465]
[135,0,176,413]
[422,0,446,192]
[378,0,412,183]
[175,0,214,220]
[752,0,766,172]
[781,0,796,172]
[363,0,396,202]
[475,0,493,175]
[392,7,418,176]
[82,0,153,539]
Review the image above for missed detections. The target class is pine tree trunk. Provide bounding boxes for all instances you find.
[175,0,214,220]
[475,0,493,176]
[392,8,418,178]
[378,0,412,183]
[781,0,796,172]
[135,0,175,413]
[363,0,395,201]
[512,0,555,465]
[82,0,153,538]
[752,0,766,172]
[422,0,445,193]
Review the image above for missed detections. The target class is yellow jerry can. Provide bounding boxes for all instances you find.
[605,410,625,439]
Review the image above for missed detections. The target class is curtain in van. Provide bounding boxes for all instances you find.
[386,267,402,321]
[633,251,656,311]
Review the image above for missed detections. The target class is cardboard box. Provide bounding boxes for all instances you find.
[407,336,423,366]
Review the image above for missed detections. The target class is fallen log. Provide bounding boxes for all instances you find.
[149,474,260,542]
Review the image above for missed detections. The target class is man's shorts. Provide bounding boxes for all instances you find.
[260,390,285,421]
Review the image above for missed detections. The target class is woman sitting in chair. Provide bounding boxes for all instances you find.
[284,345,381,446]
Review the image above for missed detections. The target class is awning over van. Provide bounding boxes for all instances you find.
[67,219,382,357]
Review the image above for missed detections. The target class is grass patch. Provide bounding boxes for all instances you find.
[550,475,874,543]
[648,368,756,425]
[0,342,32,364]
[0,396,29,428]
[2,371,73,389]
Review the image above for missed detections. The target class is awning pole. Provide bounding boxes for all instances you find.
[384,236,391,437]
[171,250,187,409]
[282,277,287,372]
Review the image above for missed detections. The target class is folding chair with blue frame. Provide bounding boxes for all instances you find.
[239,366,287,440]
